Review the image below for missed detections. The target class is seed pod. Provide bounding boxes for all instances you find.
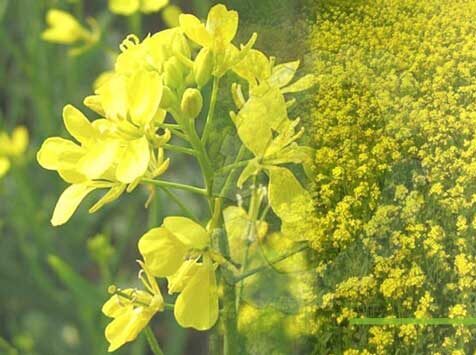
[193,48,213,88]
[181,88,203,119]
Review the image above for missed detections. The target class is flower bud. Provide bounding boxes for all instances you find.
[164,57,184,88]
[181,88,203,119]
[193,48,213,88]
[159,85,177,110]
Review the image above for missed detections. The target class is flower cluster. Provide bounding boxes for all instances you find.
[309,0,476,353]
[38,3,314,352]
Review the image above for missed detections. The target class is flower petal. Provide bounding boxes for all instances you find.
[163,216,209,249]
[37,137,83,171]
[206,4,238,43]
[51,184,97,226]
[141,0,169,13]
[108,0,139,15]
[127,70,162,127]
[138,227,188,277]
[79,140,120,180]
[105,307,155,352]
[268,60,300,88]
[63,105,97,145]
[0,157,10,178]
[174,262,218,330]
[179,14,212,47]
[115,137,150,183]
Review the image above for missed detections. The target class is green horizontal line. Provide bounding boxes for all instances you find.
[349,318,476,325]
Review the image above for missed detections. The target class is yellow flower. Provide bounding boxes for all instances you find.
[37,104,169,225]
[102,261,164,352]
[41,9,99,55]
[180,4,256,77]
[109,0,169,15]
[138,217,219,330]
[0,126,28,178]
[234,49,315,95]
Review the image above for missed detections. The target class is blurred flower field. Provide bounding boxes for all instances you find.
[2,0,476,354]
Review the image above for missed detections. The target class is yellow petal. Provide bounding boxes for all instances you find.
[108,0,139,15]
[223,206,249,261]
[83,95,105,116]
[267,167,310,225]
[161,4,182,28]
[37,137,83,171]
[233,49,270,85]
[268,60,300,88]
[11,126,28,156]
[42,9,85,44]
[0,157,10,178]
[167,259,200,294]
[127,70,162,127]
[51,184,97,226]
[281,74,316,94]
[138,227,188,277]
[63,105,97,145]
[102,291,134,318]
[179,14,212,47]
[141,0,169,13]
[105,307,155,352]
[163,216,209,249]
[174,262,218,330]
[206,4,238,43]
[79,140,120,180]
[116,137,150,183]
[96,74,128,120]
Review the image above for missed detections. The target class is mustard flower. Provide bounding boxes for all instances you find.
[42,9,99,55]
[102,261,164,352]
[234,49,315,95]
[109,0,169,15]
[37,104,169,225]
[138,217,219,330]
[0,126,28,178]
[180,4,256,77]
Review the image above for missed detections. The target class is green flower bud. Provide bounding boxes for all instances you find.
[181,88,203,119]
[164,57,184,88]
[160,85,177,109]
[193,48,213,88]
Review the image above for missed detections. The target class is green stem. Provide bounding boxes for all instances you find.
[233,243,309,283]
[219,145,247,199]
[186,121,214,202]
[144,326,164,355]
[202,76,220,144]
[218,159,251,174]
[163,144,196,156]
[128,11,142,37]
[143,179,207,196]
[215,228,241,355]
[158,186,198,221]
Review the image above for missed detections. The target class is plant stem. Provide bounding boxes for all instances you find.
[218,159,251,174]
[219,145,247,199]
[144,326,164,355]
[128,12,142,38]
[202,76,220,144]
[215,228,241,355]
[158,186,198,221]
[233,243,310,283]
[143,179,207,196]
[163,144,196,156]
